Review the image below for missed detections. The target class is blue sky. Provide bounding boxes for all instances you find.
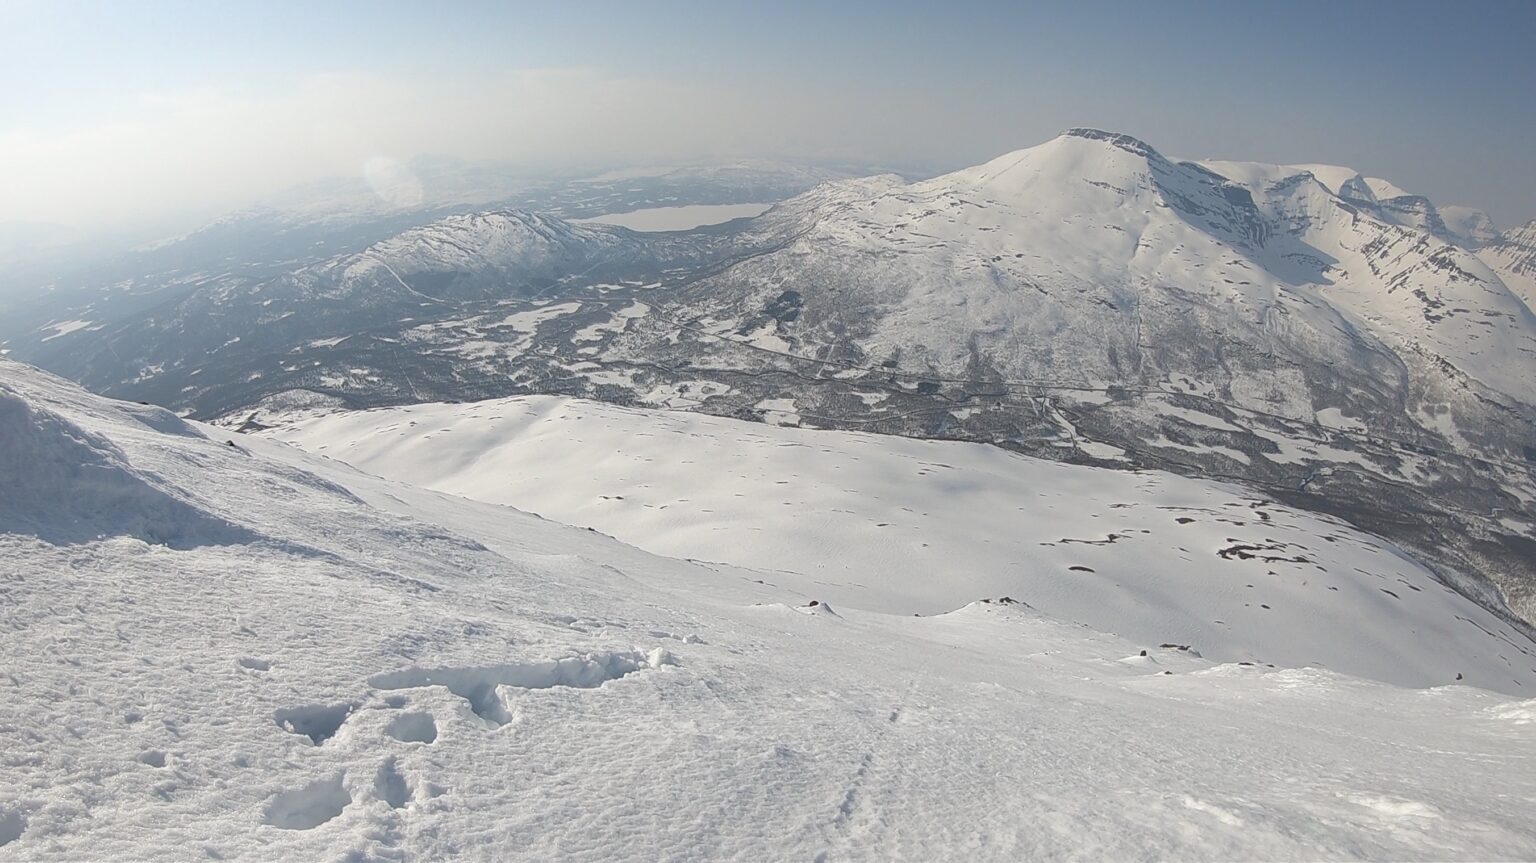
[3,0,1533,228]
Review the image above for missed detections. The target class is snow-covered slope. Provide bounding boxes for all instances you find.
[1284,164,1414,204]
[1479,219,1536,309]
[1439,205,1501,249]
[6,358,1536,861]
[1248,163,1503,251]
[1196,158,1536,404]
[249,209,644,307]
[264,394,1536,695]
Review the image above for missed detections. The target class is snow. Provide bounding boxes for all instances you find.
[491,301,582,333]
[670,130,1536,420]
[1270,163,1414,201]
[573,203,772,232]
[36,319,97,342]
[5,358,1536,860]
[754,396,801,425]
[637,380,732,408]
[1478,219,1536,310]
[264,393,1535,695]
[571,301,646,344]
[1438,205,1499,248]
[360,211,629,277]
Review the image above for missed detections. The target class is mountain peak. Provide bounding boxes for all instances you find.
[1059,128,1161,159]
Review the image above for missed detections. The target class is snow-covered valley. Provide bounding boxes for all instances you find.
[5,358,1536,860]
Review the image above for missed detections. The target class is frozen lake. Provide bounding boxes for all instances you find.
[574,202,771,231]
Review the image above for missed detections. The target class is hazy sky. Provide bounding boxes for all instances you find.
[3,0,1534,231]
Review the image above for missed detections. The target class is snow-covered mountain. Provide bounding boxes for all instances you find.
[18,210,735,413]
[1439,205,1502,249]
[5,357,1536,860]
[615,129,1536,621]
[1479,219,1536,309]
[1267,164,1504,251]
[9,129,1536,629]
[678,129,1536,405]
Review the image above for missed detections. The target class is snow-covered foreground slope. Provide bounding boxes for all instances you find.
[265,395,1536,695]
[7,360,1536,861]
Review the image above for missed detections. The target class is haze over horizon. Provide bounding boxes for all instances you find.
[3,0,1534,234]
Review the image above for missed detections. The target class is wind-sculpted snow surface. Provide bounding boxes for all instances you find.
[4,358,1536,860]
[0,381,255,547]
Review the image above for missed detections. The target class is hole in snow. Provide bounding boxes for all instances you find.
[374,758,411,810]
[0,810,25,848]
[273,703,355,745]
[138,750,167,768]
[238,657,273,672]
[386,712,438,744]
[366,650,674,727]
[263,775,351,830]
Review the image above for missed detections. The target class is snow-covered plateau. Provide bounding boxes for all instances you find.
[5,358,1536,861]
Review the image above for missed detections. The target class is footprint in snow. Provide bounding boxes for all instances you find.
[386,712,438,744]
[0,809,26,849]
[273,703,355,745]
[263,774,351,830]
[367,650,675,727]
[374,758,412,810]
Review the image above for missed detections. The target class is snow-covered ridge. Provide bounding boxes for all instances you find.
[1210,159,1509,252]
[1479,218,1536,309]
[360,209,629,271]
[0,382,254,548]
[1438,205,1501,248]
